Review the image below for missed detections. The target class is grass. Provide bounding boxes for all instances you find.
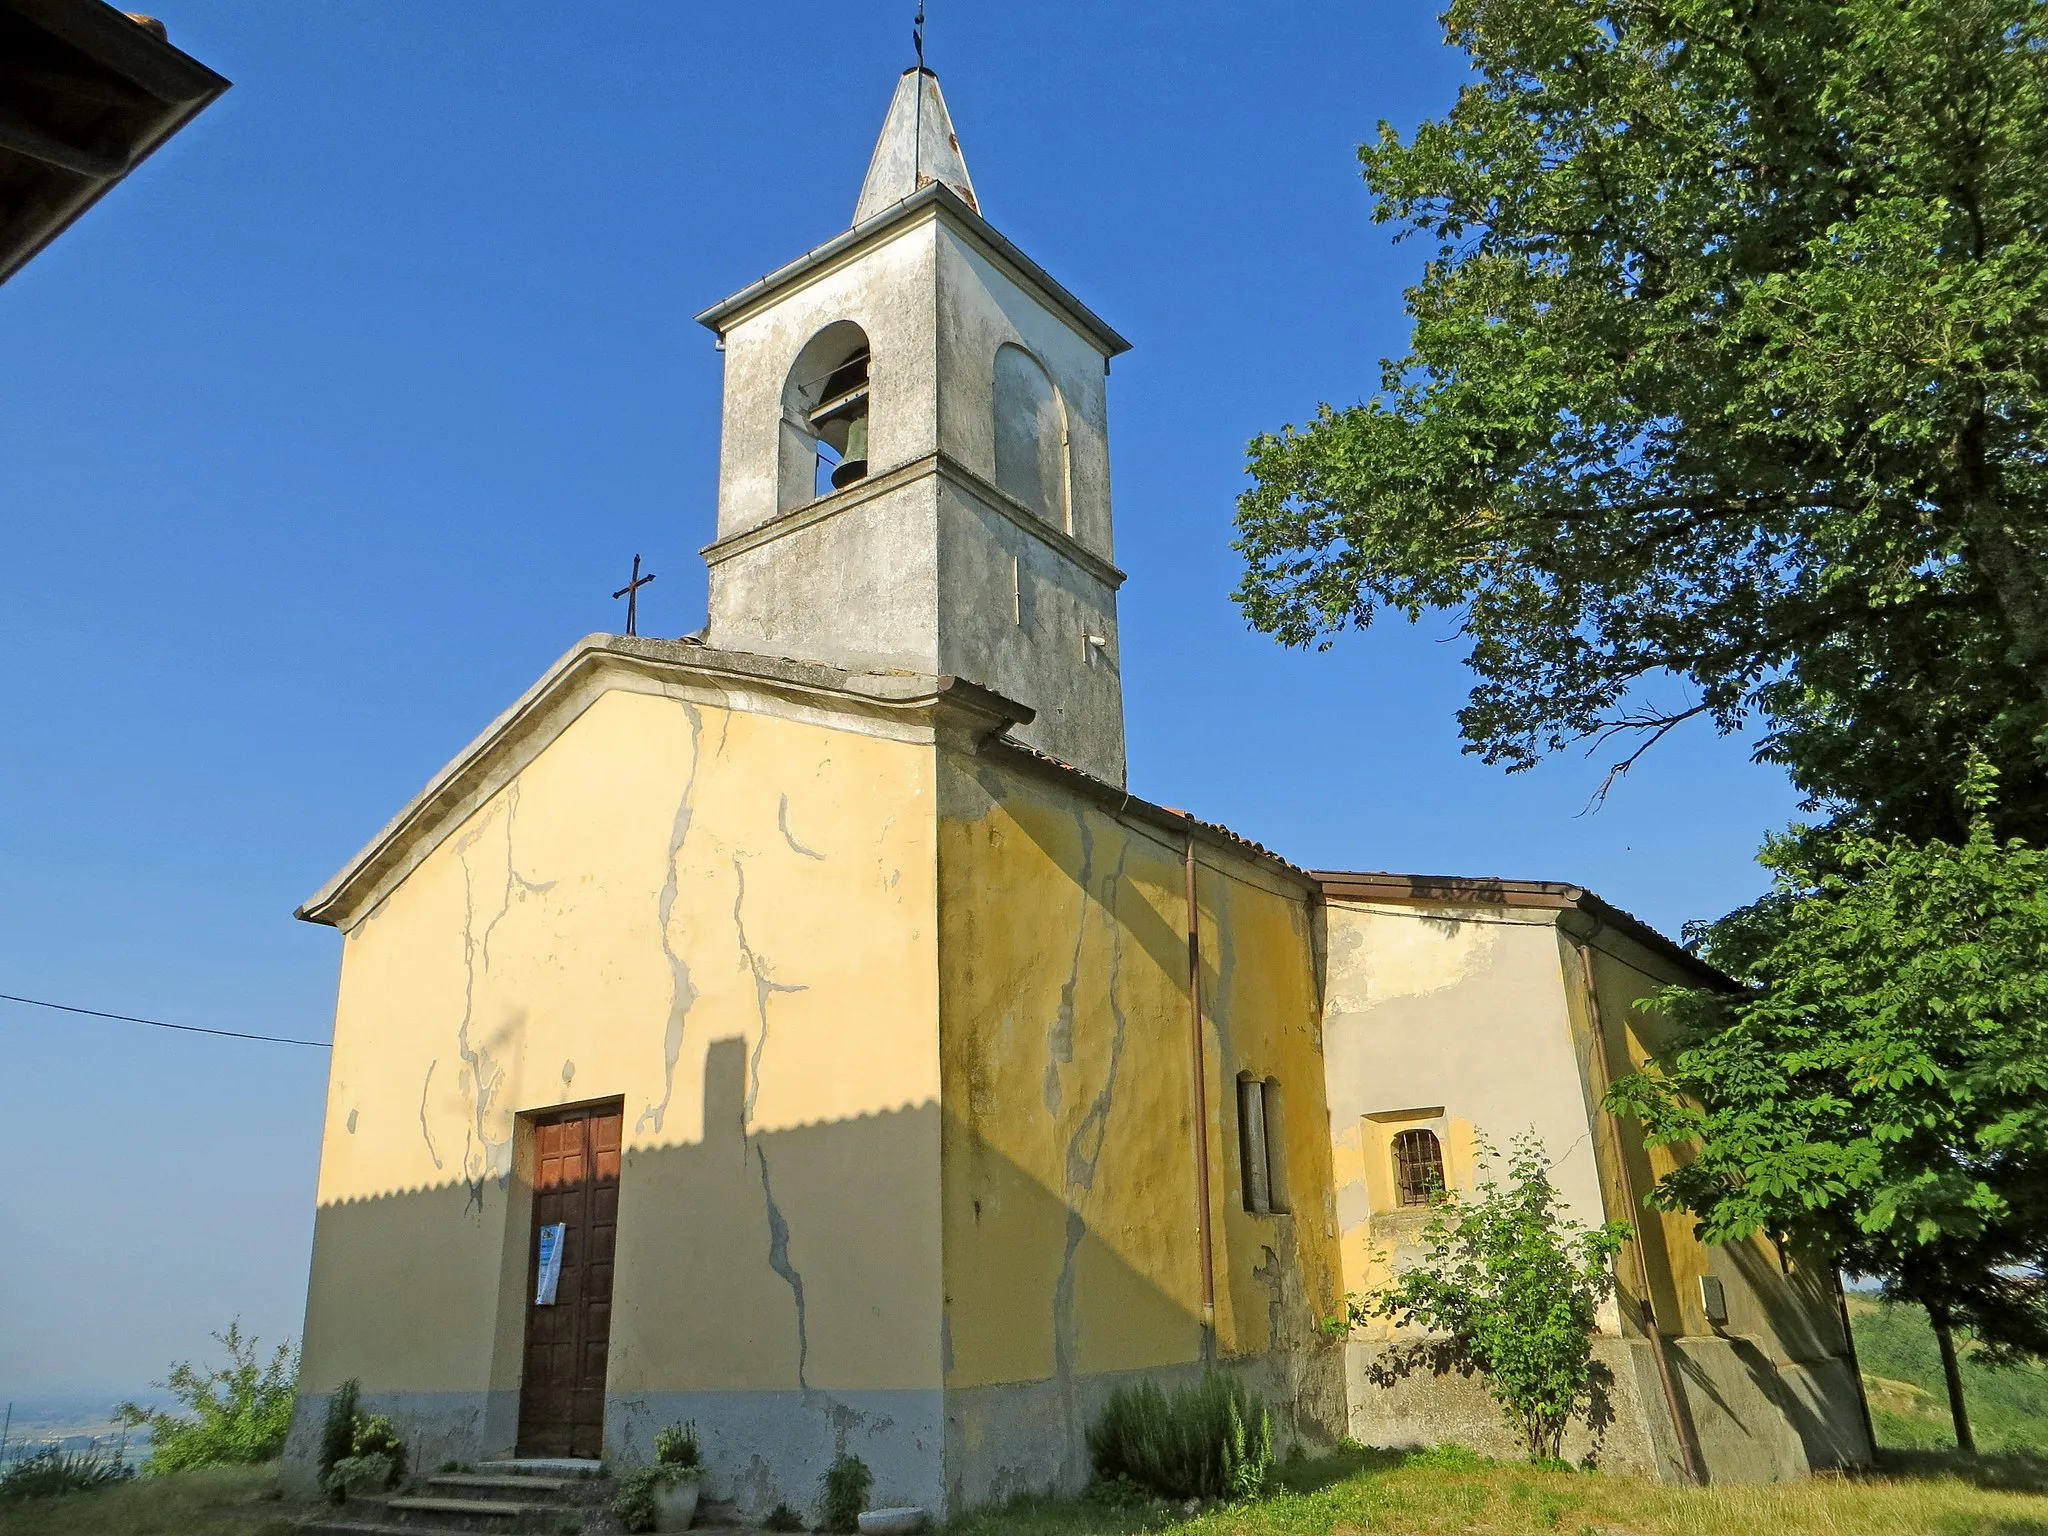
[955,1443,2048,1536]
[2,1438,2045,1536]
[0,1462,299,1536]
[1849,1295,2048,1454]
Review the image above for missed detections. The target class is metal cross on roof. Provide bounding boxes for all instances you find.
[613,553,656,637]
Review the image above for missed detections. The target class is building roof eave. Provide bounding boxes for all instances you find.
[296,637,1032,932]
[693,182,1132,359]
[1311,869,1739,992]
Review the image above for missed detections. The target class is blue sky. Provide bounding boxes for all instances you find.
[0,2,1799,1399]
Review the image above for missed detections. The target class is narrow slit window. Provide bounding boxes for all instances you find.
[1392,1128,1445,1208]
[1260,1079,1288,1214]
[1237,1075,1270,1214]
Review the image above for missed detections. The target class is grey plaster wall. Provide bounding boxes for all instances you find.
[701,202,1128,785]
[282,1387,517,1498]
[711,219,939,544]
[708,472,942,675]
[610,1389,948,1522]
[1345,1333,1867,1484]
[943,1352,1338,1512]
[1343,1336,1673,1479]
[932,224,1114,563]
[935,474,1122,780]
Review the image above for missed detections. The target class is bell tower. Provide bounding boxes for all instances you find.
[696,68,1132,785]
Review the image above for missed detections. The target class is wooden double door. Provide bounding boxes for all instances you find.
[517,1101,622,1458]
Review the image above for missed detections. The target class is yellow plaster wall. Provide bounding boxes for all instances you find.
[302,685,943,1401]
[934,751,1342,1396]
[1321,903,1607,1338]
[1570,932,1849,1364]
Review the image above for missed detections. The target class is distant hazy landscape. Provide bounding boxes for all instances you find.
[1848,1297,2048,1453]
[0,1394,170,1473]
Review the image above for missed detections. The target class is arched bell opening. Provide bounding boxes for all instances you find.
[780,320,873,511]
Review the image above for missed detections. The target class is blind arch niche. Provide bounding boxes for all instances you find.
[992,343,1070,531]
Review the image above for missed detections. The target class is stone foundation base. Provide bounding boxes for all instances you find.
[1342,1334,1872,1483]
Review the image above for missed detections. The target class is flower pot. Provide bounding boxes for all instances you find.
[655,1476,700,1531]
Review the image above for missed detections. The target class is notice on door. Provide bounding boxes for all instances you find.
[535,1222,566,1305]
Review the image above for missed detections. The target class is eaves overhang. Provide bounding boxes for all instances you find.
[0,0,231,285]
[1312,868,1739,992]
[694,181,1132,360]
[983,734,1316,895]
[297,635,1032,933]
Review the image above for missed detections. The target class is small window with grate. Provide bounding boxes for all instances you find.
[1392,1128,1445,1208]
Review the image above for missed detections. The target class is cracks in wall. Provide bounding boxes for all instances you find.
[778,792,826,860]
[481,780,557,969]
[732,854,807,1128]
[453,816,512,1213]
[638,703,705,1137]
[1042,815,1095,1118]
[756,1142,811,1391]
[1052,829,1131,1477]
[732,840,814,1395]
[418,1060,443,1170]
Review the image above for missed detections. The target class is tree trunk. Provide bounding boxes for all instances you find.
[1931,1309,1976,1454]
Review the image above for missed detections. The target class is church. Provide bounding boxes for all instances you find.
[284,69,1873,1515]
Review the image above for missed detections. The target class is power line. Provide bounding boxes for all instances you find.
[0,991,331,1049]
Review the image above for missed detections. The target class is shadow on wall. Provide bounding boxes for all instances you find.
[290,1039,1338,1514]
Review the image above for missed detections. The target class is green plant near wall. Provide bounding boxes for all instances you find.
[612,1423,706,1532]
[1086,1371,1275,1501]
[1352,1132,1629,1463]
[820,1453,872,1533]
[113,1322,298,1474]
[317,1379,359,1493]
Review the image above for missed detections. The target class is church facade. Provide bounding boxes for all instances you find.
[284,71,1871,1513]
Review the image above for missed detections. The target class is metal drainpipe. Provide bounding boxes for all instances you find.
[1572,932,1703,1485]
[1186,831,1218,1357]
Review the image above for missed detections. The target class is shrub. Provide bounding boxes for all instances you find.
[115,1322,298,1474]
[1086,1371,1274,1501]
[820,1453,872,1533]
[612,1466,663,1533]
[324,1452,396,1501]
[654,1421,701,1468]
[764,1502,807,1530]
[0,1447,129,1501]
[612,1459,699,1533]
[313,1391,408,1503]
[1354,1132,1628,1462]
[318,1379,360,1491]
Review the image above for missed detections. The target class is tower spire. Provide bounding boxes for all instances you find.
[853,65,976,225]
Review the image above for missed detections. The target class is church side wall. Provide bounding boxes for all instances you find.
[288,686,949,1517]
[1569,927,1874,1480]
[933,748,1344,1511]
[1318,898,1871,1482]
[1320,901,1668,1474]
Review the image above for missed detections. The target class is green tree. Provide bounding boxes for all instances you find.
[1607,764,2048,1450]
[115,1323,298,1473]
[1233,0,2048,840]
[1353,1133,1630,1461]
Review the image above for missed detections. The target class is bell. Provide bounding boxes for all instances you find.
[830,411,868,489]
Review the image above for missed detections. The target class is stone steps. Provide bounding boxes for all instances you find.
[300,1459,611,1534]
[389,1495,557,1518]
[427,1474,572,1495]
